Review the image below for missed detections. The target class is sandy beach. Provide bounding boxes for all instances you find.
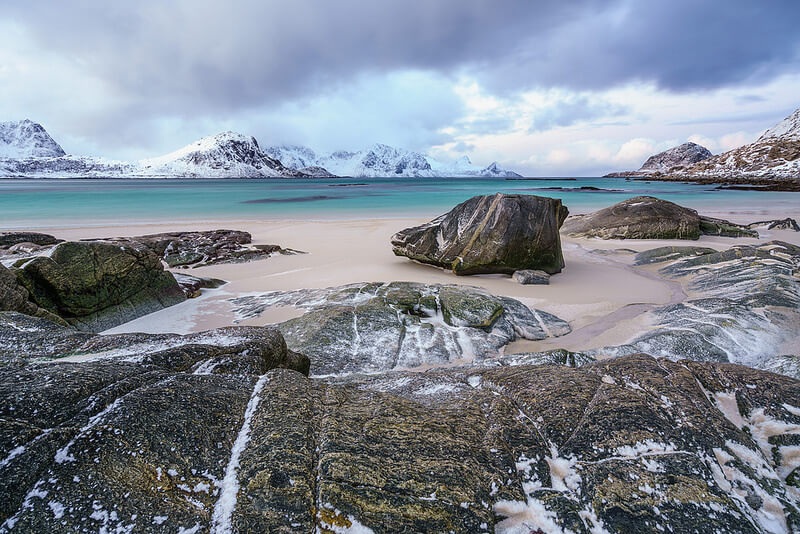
[30,208,800,356]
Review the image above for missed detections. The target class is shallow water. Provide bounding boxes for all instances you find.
[1,176,798,228]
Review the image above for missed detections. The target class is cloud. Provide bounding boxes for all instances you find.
[528,95,627,132]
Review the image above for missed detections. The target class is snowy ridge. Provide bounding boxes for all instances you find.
[758,108,800,142]
[0,120,65,158]
[265,143,523,178]
[681,107,800,179]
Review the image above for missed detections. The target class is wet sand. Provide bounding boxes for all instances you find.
[29,209,799,355]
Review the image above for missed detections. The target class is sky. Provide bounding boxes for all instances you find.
[0,0,798,176]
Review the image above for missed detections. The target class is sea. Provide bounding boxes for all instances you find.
[1,176,797,229]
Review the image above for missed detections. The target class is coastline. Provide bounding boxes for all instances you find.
[20,212,799,357]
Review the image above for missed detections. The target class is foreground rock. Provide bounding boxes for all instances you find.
[230,282,570,376]
[93,229,300,268]
[392,193,568,275]
[562,196,758,239]
[13,241,185,331]
[1,351,798,533]
[596,241,800,373]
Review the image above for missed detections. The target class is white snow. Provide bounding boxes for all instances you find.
[209,374,270,534]
[494,498,569,534]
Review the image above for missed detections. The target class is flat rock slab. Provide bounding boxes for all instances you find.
[230,282,571,376]
[391,193,568,275]
[1,353,798,533]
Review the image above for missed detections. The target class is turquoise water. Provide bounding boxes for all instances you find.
[1,177,797,229]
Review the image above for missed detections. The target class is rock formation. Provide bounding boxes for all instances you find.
[562,196,757,239]
[1,344,798,532]
[12,241,185,331]
[230,282,571,376]
[392,193,568,275]
[92,229,299,268]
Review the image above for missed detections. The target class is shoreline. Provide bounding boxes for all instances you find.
[17,213,796,357]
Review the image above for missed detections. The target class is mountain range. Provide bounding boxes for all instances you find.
[606,108,800,181]
[0,121,521,179]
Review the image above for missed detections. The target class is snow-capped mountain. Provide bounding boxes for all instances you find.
[0,120,66,158]
[681,108,800,179]
[638,142,713,173]
[0,120,523,178]
[265,144,522,178]
[0,131,304,178]
[136,132,301,177]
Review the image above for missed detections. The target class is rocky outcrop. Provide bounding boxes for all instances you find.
[13,241,185,331]
[562,196,758,239]
[1,348,798,533]
[172,273,227,298]
[230,282,571,376]
[92,229,298,268]
[392,193,568,275]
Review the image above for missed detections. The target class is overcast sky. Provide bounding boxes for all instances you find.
[1,0,798,175]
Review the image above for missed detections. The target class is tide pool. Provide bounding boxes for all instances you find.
[1,176,797,229]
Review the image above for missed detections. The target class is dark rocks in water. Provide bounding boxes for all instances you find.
[229,282,571,376]
[1,352,798,532]
[172,273,227,298]
[13,241,185,332]
[0,232,61,249]
[91,229,294,268]
[633,245,718,265]
[391,193,568,275]
[746,218,800,231]
[512,269,550,285]
[563,196,758,240]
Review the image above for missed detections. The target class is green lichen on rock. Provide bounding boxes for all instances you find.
[13,241,185,331]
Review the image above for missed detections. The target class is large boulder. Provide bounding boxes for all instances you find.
[391,193,568,275]
[562,196,757,239]
[13,241,185,331]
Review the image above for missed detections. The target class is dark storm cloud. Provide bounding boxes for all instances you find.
[4,0,798,114]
